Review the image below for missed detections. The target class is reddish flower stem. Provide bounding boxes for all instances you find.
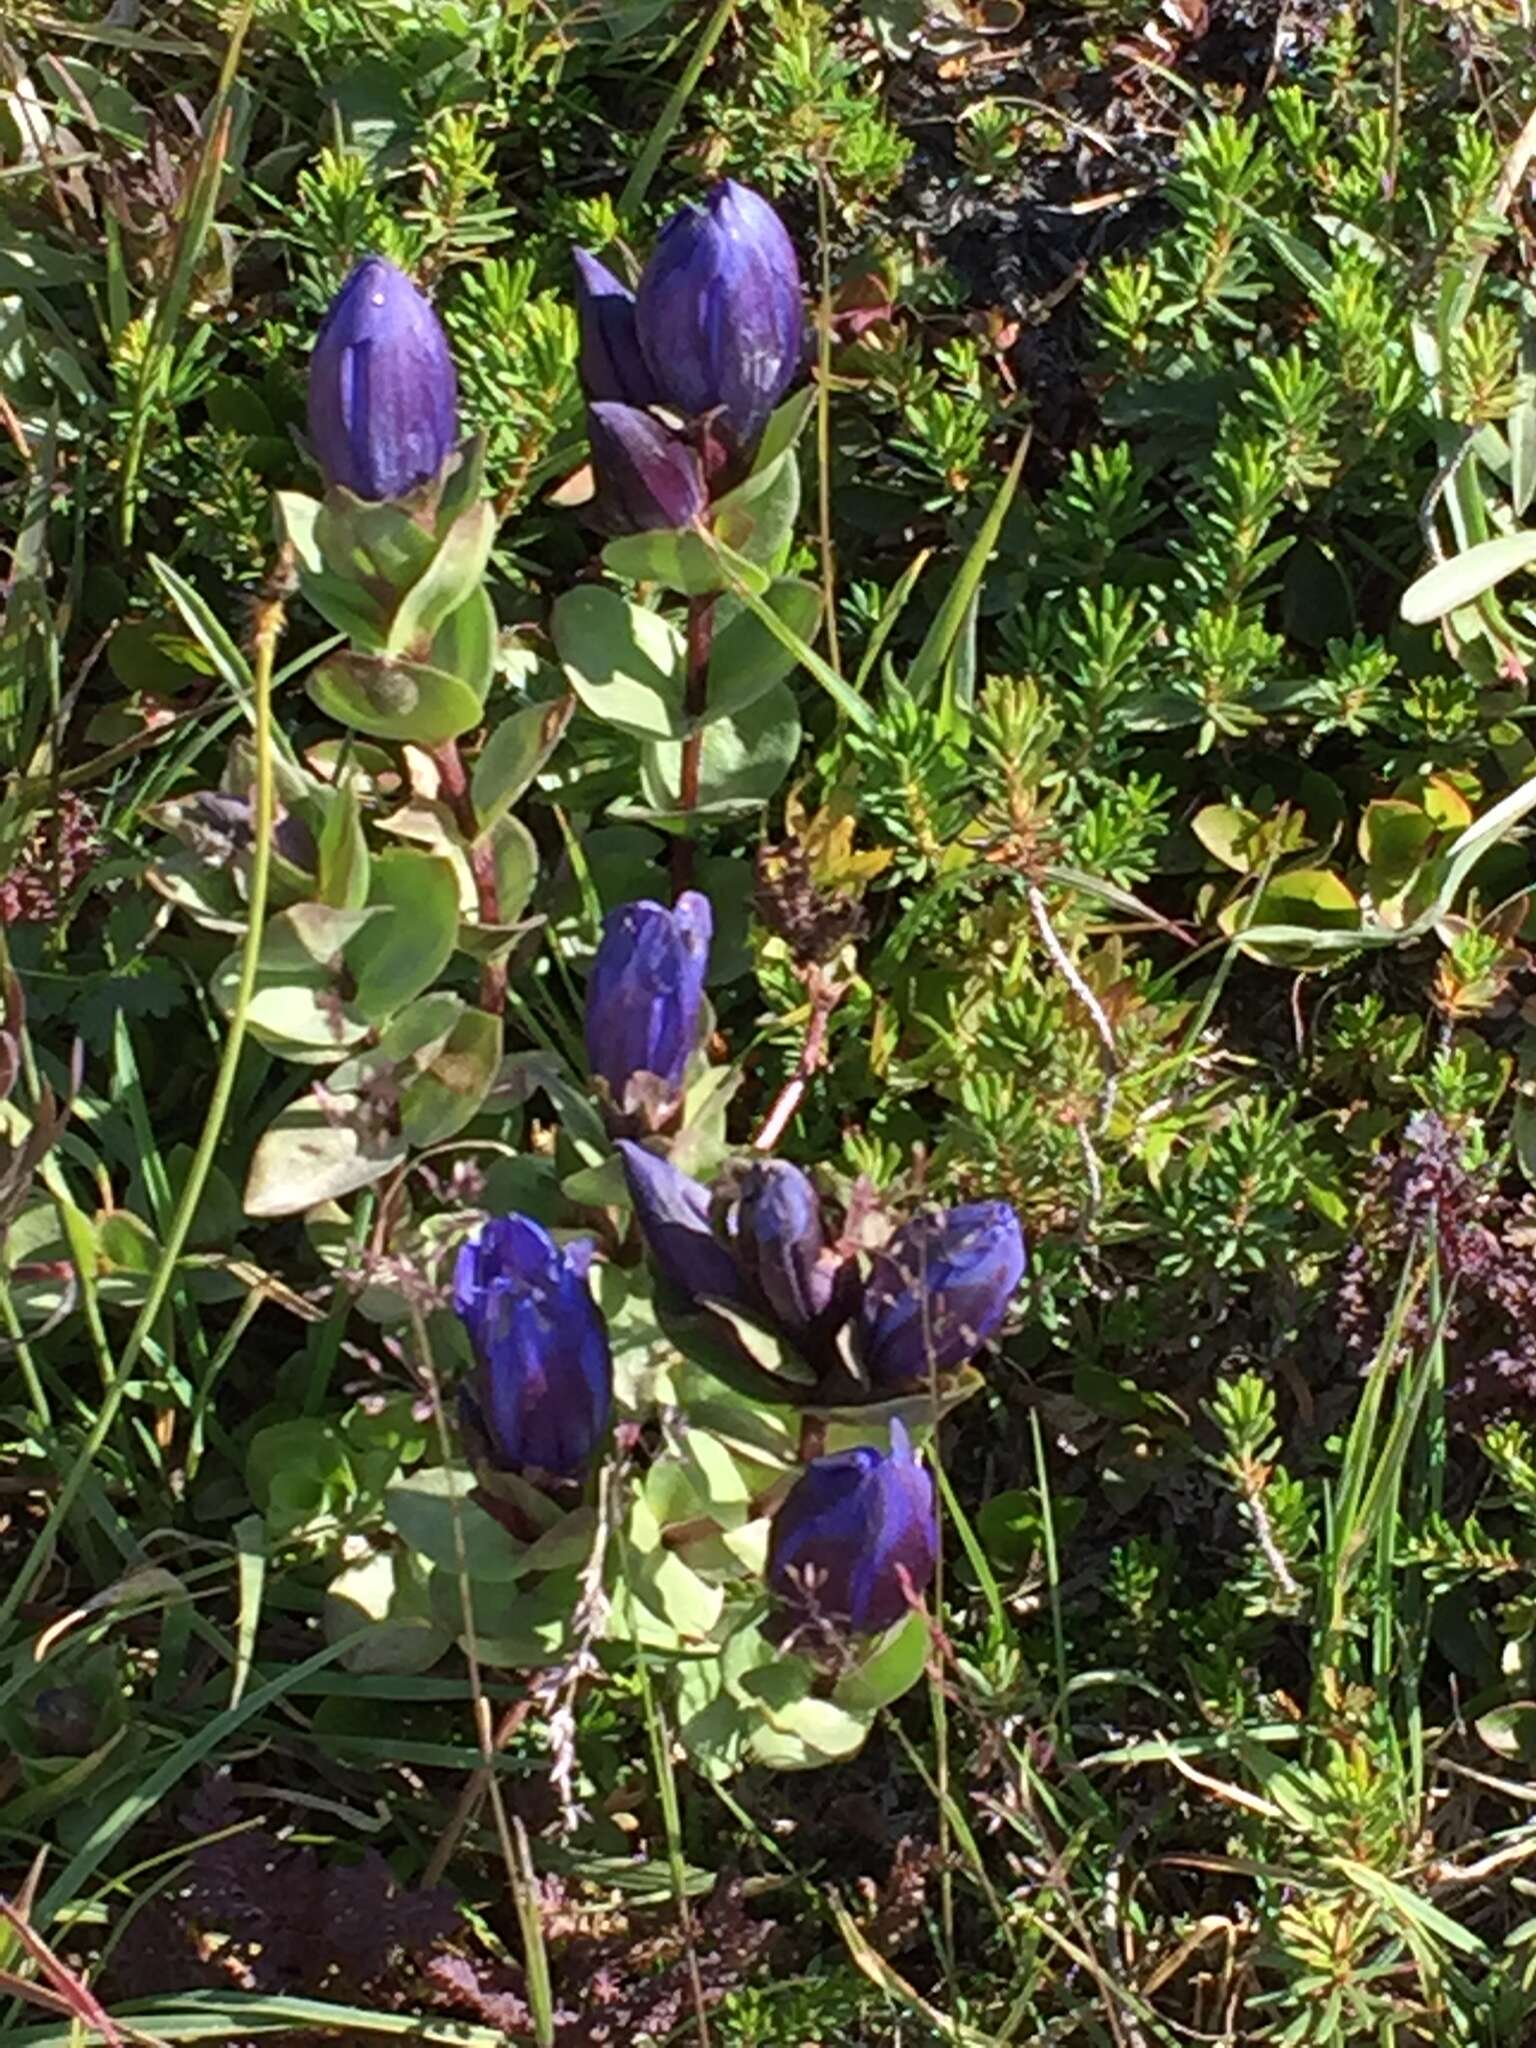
[431,738,505,1016]
[671,592,715,899]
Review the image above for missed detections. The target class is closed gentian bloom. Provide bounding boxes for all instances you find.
[734,1161,835,1335]
[859,1201,1025,1387]
[453,1215,612,1478]
[573,250,658,409]
[307,258,458,501]
[617,1140,744,1306]
[768,1420,937,1635]
[587,402,708,535]
[585,891,712,1106]
[635,181,803,452]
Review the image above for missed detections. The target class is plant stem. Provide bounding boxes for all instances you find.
[432,739,506,1015]
[671,593,715,899]
[0,554,289,1643]
[751,965,845,1152]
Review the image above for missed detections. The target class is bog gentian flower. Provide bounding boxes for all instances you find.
[859,1202,1026,1388]
[767,1420,937,1635]
[733,1161,837,1337]
[616,1142,744,1306]
[636,181,803,453]
[587,402,708,535]
[453,1215,612,1478]
[307,258,459,501]
[585,892,712,1113]
[573,250,658,410]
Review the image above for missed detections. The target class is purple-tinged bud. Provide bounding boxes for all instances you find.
[307,258,459,502]
[617,1140,745,1306]
[858,1201,1025,1387]
[452,1215,612,1479]
[587,402,708,535]
[573,250,659,409]
[584,892,712,1109]
[734,1161,836,1335]
[635,181,803,453]
[768,1420,937,1635]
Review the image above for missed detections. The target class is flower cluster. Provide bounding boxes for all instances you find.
[452,891,1026,1638]
[573,182,804,534]
[620,1144,1026,1392]
[303,203,1022,1645]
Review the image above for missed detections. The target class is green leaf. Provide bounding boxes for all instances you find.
[472,695,575,829]
[747,1693,872,1769]
[400,1007,502,1145]
[211,905,373,1055]
[602,526,738,597]
[1222,869,1360,967]
[324,1547,452,1676]
[1358,798,1434,888]
[385,1465,528,1582]
[482,812,539,924]
[276,492,391,643]
[1400,531,1536,625]
[346,848,460,1023]
[108,613,217,696]
[386,500,496,657]
[717,560,875,732]
[815,1365,986,1442]
[148,555,251,699]
[552,585,686,737]
[640,679,800,817]
[425,584,497,704]
[832,1609,929,1713]
[243,1091,407,1217]
[0,1994,510,2048]
[309,650,485,744]
[711,392,813,570]
[705,579,822,724]
[315,777,370,910]
[314,489,440,596]
[620,1492,725,1644]
[906,435,1028,706]
[1193,802,1262,874]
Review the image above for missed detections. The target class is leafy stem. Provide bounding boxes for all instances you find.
[671,591,716,898]
[432,739,506,1015]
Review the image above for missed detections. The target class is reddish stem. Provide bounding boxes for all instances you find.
[432,739,505,1015]
[671,593,715,899]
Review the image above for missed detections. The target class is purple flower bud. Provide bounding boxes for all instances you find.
[307,258,459,502]
[635,181,803,452]
[585,892,712,1108]
[452,1215,612,1478]
[734,1161,836,1335]
[768,1420,937,1635]
[859,1202,1025,1387]
[573,250,659,409]
[587,402,708,535]
[617,1141,745,1305]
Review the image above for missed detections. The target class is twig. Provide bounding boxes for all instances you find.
[420,1694,534,1890]
[751,965,846,1152]
[1027,883,1119,1135]
[1417,421,1478,567]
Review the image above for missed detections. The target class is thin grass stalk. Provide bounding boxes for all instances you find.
[0,556,288,1642]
